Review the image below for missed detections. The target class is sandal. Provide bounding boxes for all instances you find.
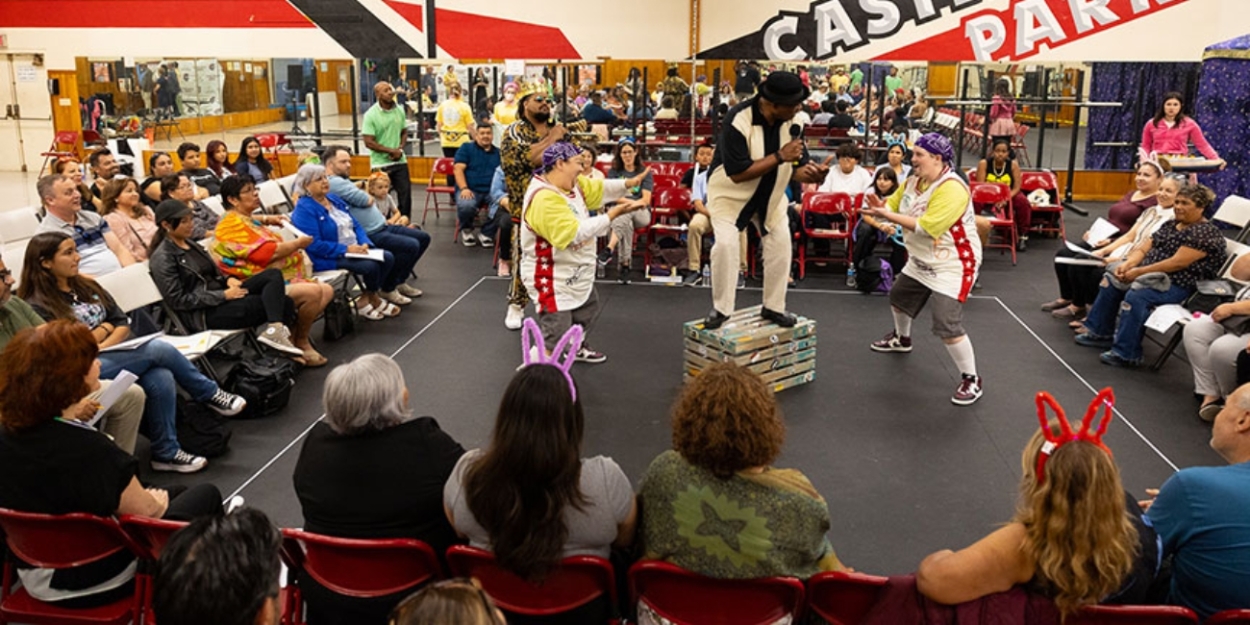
[301,349,328,367]
[356,302,386,321]
[380,301,401,317]
[1069,319,1087,330]
[1040,298,1071,312]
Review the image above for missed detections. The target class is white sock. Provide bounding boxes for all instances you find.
[945,337,977,377]
[892,309,913,338]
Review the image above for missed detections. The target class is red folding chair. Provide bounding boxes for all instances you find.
[649,186,693,269]
[281,529,444,625]
[39,130,79,176]
[1012,124,1032,167]
[594,160,612,176]
[629,560,805,625]
[652,173,681,192]
[119,515,187,625]
[1208,609,1250,624]
[799,191,856,278]
[970,181,1017,265]
[806,570,888,625]
[256,132,292,176]
[1020,169,1065,239]
[1069,604,1199,624]
[422,157,457,225]
[0,508,144,625]
[446,545,619,624]
[669,161,694,178]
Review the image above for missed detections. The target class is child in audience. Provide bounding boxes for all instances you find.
[367,172,409,226]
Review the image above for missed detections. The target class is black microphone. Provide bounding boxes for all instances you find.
[788,125,802,166]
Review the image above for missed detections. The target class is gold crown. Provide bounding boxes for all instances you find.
[516,78,545,101]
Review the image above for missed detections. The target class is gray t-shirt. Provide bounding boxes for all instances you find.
[35,210,123,277]
[443,449,633,559]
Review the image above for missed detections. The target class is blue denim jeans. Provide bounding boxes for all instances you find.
[368,225,429,289]
[338,251,397,292]
[1083,278,1192,362]
[99,339,220,460]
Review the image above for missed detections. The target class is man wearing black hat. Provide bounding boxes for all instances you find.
[703,70,829,329]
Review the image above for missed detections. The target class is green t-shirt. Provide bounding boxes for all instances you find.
[0,297,46,352]
[362,102,407,168]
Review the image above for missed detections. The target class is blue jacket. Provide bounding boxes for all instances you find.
[291,194,373,272]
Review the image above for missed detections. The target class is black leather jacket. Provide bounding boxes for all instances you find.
[148,237,227,332]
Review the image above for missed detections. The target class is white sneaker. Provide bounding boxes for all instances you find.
[151,450,208,473]
[477,232,494,247]
[497,260,511,277]
[461,229,478,246]
[397,283,423,298]
[381,290,412,305]
[505,303,524,330]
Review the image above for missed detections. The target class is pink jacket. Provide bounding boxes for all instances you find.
[1141,117,1219,159]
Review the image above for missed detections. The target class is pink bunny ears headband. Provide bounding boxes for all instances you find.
[1033,388,1115,484]
[520,317,583,402]
[1138,148,1165,176]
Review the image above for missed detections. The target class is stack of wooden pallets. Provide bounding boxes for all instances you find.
[682,305,817,392]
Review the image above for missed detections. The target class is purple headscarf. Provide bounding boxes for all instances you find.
[913,133,954,164]
[537,142,583,175]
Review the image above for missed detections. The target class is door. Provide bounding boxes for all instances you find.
[0,54,53,173]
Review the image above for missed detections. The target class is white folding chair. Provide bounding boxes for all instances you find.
[202,196,225,217]
[0,207,42,244]
[2,240,28,290]
[1213,195,1250,242]
[1147,238,1250,370]
[277,174,297,195]
[258,180,293,215]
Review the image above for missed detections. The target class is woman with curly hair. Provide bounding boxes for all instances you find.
[638,362,845,581]
[917,415,1161,615]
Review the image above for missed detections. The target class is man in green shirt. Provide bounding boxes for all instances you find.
[0,255,143,453]
[363,81,412,219]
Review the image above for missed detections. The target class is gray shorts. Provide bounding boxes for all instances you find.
[888,273,967,339]
[537,287,601,349]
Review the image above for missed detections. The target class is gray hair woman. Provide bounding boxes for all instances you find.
[293,353,467,623]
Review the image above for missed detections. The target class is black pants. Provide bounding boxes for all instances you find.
[1053,245,1104,308]
[162,483,225,521]
[203,269,293,330]
[383,162,412,220]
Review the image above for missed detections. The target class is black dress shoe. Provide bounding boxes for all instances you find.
[704,309,730,329]
[761,307,797,327]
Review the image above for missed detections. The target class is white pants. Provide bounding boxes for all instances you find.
[1183,317,1248,398]
[710,201,790,315]
[688,213,746,272]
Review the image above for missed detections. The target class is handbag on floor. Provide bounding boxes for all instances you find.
[224,357,297,419]
[321,296,356,341]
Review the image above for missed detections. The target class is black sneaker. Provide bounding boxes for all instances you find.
[737,272,747,289]
[704,309,730,330]
[151,450,208,473]
[205,389,247,416]
[682,271,702,287]
[597,247,615,266]
[760,307,797,328]
[617,264,631,285]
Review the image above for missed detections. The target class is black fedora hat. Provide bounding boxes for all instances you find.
[758,71,810,106]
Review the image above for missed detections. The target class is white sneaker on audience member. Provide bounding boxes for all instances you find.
[151,450,208,473]
[497,260,511,277]
[381,290,413,305]
[461,230,477,246]
[477,232,494,247]
[397,283,423,298]
[505,304,524,330]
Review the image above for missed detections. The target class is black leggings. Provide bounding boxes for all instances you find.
[203,269,293,330]
[1053,246,1104,308]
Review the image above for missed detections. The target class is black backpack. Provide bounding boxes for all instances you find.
[176,398,232,458]
[224,357,298,419]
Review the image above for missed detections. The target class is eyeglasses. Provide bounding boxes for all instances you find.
[0,269,11,281]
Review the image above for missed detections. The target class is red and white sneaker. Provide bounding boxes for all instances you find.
[870,331,913,353]
[951,374,983,406]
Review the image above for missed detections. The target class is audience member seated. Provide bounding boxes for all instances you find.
[293,354,466,624]
[1184,254,1250,421]
[1076,183,1225,368]
[34,174,134,275]
[598,138,654,284]
[290,164,400,321]
[212,176,333,361]
[0,252,144,454]
[205,139,236,189]
[323,146,428,304]
[679,142,713,189]
[454,124,504,248]
[1143,383,1250,619]
[655,96,679,120]
[54,156,102,212]
[388,579,506,625]
[160,173,218,241]
[975,139,1032,252]
[1044,173,1182,325]
[100,177,158,261]
[881,141,911,185]
[639,362,845,584]
[443,364,638,581]
[153,508,281,625]
[488,165,514,276]
[580,90,619,126]
[1109,158,1167,238]
[683,145,746,288]
[365,172,410,227]
[147,200,313,363]
[0,321,222,609]
[19,232,246,473]
[917,401,1159,617]
[87,147,121,199]
[177,142,219,197]
[856,167,908,272]
[234,136,274,184]
[818,142,873,195]
[142,152,176,209]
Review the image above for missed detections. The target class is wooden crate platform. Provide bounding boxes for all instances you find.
[682,305,816,392]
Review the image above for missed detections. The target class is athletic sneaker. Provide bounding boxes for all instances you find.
[505,303,524,330]
[951,374,983,406]
[497,260,511,277]
[870,331,913,353]
[576,346,608,364]
[397,283,424,298]
[461,230,477,246]
[477,232,494,247]
[682,271,702,287]
[151,450,208,473]
[737,272,747,289]
[205,389,247,416]
[257,323,302,356]
[597,247,615,267]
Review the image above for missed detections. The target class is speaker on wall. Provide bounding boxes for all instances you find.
[287,65,304,92]
[405,65,420,81]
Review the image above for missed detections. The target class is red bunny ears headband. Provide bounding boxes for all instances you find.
[1033,388,1115,483]
[520,317,583,402]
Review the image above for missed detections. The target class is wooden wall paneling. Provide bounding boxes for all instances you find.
[199,115,224,135]
[77,58,129,116]
[49,70,84,155]
[314,60,354,115]
[927,63,959,98]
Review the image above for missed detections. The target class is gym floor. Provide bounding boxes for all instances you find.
[131,192,1221,576]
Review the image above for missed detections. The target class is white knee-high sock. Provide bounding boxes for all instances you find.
[945,337,977,377]
[892,309,913,338]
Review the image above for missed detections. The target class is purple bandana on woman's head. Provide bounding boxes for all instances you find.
[914,133,954,164]
[538,141,583,175]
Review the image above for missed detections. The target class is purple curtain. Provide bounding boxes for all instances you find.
[1085,63,1200,170]
[1194,36,1250,203]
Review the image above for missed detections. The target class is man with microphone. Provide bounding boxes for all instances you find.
[704,71,829,329]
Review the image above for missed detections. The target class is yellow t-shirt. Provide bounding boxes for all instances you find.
[436,99,474,149]
[493,101,518,126]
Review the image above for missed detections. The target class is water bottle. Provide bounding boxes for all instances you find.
[846,265,857,288]
[702,263,711,288]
